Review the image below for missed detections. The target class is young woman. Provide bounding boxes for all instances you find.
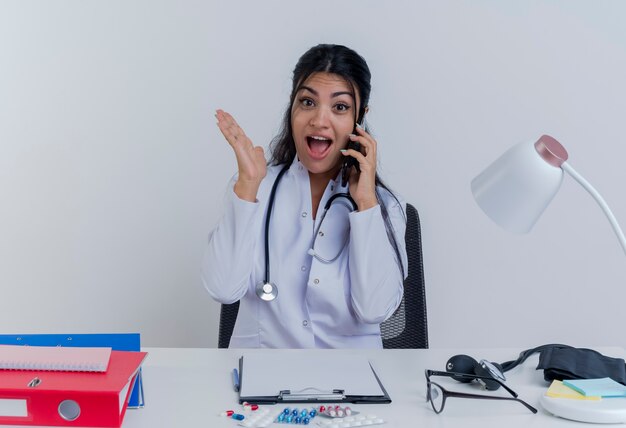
[203,44,407,348]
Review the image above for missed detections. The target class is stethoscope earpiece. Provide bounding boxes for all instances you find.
[256,281,278,301]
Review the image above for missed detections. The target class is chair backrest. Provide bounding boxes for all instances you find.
[217,202,428,349]
[218,301,240,349]
[380,203,428,348]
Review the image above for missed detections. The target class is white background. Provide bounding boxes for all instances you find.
[1,1,624,349]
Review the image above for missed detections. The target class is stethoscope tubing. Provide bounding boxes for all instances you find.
[308,193,357,264]
[263,164,291,284]
[260,164,356,300]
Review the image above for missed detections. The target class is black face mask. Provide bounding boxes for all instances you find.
[502,344,626,385]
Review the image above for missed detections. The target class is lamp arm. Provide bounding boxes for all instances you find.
[561,161,626,256]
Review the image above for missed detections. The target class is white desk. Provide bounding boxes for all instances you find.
[115,347,626,428]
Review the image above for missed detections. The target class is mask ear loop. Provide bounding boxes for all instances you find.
[500,344,575,372]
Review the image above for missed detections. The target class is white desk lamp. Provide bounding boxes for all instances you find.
[471,135,626,255]
[472,135,626,424]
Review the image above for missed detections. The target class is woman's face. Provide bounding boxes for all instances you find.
[291,72,360,180]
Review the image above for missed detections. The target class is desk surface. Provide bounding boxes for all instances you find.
[119,346,625,428]
[4,347,623,427]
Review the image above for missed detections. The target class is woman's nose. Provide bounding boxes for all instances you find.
[309,107,331,127]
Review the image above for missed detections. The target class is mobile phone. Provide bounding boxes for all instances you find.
[341,119,364,187]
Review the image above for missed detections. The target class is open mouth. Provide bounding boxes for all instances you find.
[306,135,333,159]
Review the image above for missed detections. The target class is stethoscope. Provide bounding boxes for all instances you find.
[255,164,357,302]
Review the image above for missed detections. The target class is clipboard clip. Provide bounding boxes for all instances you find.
[279,387,345,402]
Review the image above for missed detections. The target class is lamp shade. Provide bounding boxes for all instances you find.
[471,135,569,234]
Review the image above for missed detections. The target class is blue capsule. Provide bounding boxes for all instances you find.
[286,415,293,423]
[309,409,317,417]
[303,417,310,425]
[277,413,285,422]
[283,408,291,415]
[295,416,302,424]
[231,413,245,421]
[292,408,299,416]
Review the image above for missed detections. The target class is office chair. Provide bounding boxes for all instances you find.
[217,203,428,349]
[380,203,428,348]
[218,300,240,349]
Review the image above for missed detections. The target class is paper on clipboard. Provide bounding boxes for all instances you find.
[239,352,386,399]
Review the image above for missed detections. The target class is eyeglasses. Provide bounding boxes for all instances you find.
[425,369,537,414]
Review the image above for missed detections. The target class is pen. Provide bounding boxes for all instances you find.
[232,368,240,392]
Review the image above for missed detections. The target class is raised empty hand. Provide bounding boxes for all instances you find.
[215,109,267,201]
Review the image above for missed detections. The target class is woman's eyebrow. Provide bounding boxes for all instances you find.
[298,86,354,99]
[298,85,318,96]
[331,91,354,99]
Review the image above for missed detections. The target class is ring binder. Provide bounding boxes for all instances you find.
[0,350,146,427]
[0,334,144,409]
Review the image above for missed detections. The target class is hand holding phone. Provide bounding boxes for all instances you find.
[341,140,362,187]
[340,119,379,211]
[341,121,365,187]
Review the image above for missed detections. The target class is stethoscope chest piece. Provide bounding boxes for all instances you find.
[256,281,278,301]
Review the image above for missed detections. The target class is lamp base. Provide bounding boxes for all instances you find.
[541,394,626,424]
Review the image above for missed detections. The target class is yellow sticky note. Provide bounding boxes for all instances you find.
[546,380,602,400]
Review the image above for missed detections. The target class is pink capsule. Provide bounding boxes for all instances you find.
[344,407,352,416]
[250,404,259,411]
[319,406,326,413]
[219,410,234,417]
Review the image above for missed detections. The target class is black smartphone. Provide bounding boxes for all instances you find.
[341,119,364,187]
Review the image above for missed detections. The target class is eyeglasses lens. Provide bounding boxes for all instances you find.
[427,382,444,413]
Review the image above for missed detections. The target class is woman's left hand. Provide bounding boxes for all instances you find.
[342,124,379,211]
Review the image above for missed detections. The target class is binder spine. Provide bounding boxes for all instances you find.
[0,391,121,427]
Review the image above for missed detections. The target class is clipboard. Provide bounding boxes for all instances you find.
[0,333,144,408]
[237,353,391,404]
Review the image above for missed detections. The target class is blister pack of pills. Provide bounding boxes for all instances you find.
[238,407,285,428]
[317,405,358,418]
[316,414,386,427]
[275,407,318,424]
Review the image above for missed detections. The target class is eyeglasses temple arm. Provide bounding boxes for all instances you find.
[427,370,519,398]
[445,391,538,414]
